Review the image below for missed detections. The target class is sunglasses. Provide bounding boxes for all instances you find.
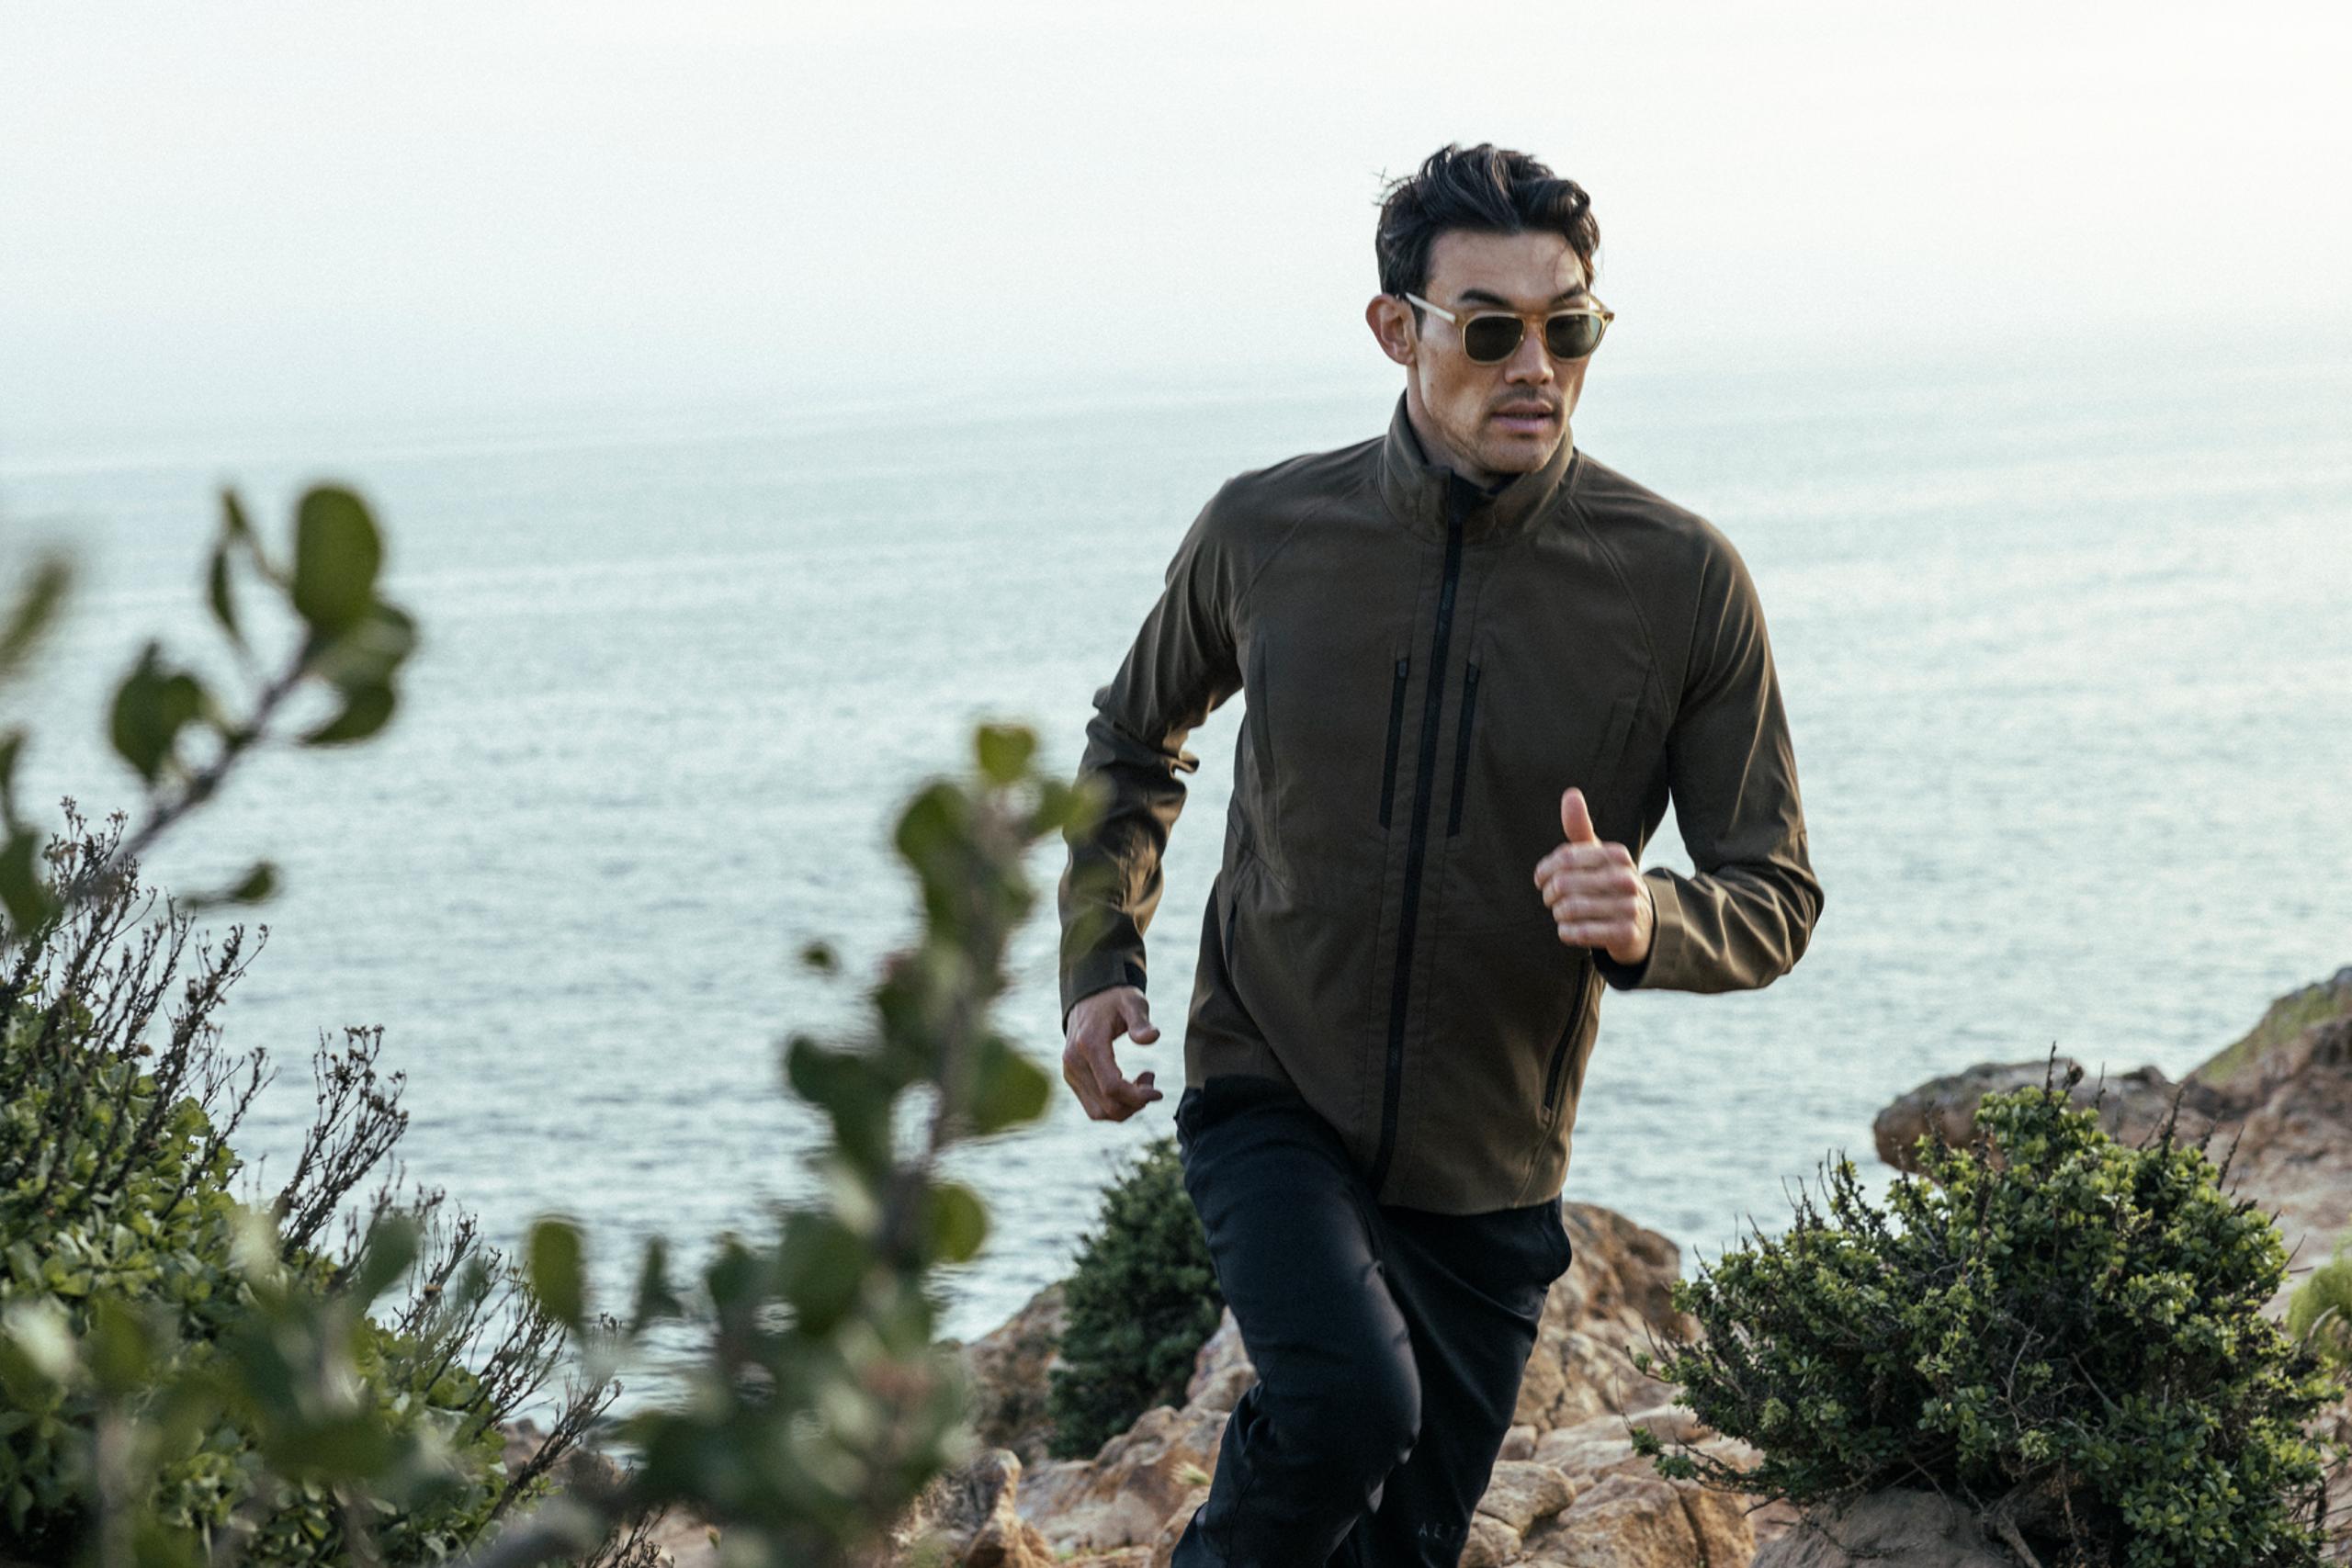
[1403,292,1615,365]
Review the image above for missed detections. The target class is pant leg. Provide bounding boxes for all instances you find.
[1168,1076,1422,1568]
[1329,1196,1576,1568]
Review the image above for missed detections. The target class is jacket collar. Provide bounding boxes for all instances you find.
[1377,393,1577,545]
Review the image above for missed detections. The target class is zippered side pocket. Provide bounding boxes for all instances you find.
[1540,1015,1576,1122]
[1444,660,1482,837]
[1376,655,1409,829]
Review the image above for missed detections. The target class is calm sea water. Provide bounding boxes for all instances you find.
[6,336,2348,1409]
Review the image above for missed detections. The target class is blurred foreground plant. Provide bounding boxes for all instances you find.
[1,490,638,1566]
[1,486,417,935]
[485,723,1093,1568]
[5,481,1107,1566]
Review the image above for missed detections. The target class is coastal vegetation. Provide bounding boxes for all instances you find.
[1631,1066,2346,1567]
[1044,1136,1222,1461]
[0,491,1088,1565]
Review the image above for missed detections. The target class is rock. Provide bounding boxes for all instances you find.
[1016,1400,1226,1554]
[899,1197,1747,1567]
[2191,965,2352,1094]
[1511,1203,1695,1433]
[1182,1306,1253,1414]
[1516,1471,1706,1566]
[1459,1511,1523,1567]
[1871,1057,2228,1175]
[1748,1486,2012,1566]
[1146,1484,1207,1568]
[948,1281,1067,1465]
[873,1450,1055,1568]
[1475,1458,1577,1534]
[1872,966,2352,1319]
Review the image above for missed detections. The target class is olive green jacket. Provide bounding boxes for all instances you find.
[1058,398,1823,1212]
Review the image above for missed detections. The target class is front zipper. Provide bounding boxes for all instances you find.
[1444,661,1481,837]
[1376,656,1409,828]
[1366,491,1467,1197]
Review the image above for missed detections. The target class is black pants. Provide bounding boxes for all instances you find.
[1170,1075,1575,1568]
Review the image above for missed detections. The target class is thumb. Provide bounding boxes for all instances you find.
[1560,786,1598,845]
[1122,992,1160,1043]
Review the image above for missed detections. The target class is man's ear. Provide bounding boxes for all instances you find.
[1365,294,1416,367]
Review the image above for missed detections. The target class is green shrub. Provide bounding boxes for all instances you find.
[1633,1068,2342,1568]
[2287,1230,2352,1380]
[0,810,614,1565]
[1046,1136,1223,1460]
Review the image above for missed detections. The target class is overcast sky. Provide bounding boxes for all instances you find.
[4,2,2346,441]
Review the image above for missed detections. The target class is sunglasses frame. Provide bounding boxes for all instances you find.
[1402,291,1615,365]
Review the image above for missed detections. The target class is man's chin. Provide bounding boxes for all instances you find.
[1478,428,1564,475]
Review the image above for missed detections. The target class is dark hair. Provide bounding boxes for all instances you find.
[1374,143,1599,305]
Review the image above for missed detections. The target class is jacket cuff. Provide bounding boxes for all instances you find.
[1593,874,1685,991]
[1061,952,1147,1032]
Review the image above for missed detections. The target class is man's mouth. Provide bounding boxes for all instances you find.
[1489,404,1558,435]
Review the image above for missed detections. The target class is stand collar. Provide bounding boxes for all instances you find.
[1376,394,1577,544]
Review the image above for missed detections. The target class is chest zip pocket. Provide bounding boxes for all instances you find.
[1376,655,1409,829]
[1444,660,1482,837]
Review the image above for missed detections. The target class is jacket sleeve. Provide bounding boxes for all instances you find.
[1594,532,1823,993]
[1057,492,1245,1030]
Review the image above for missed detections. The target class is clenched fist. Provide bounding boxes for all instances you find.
[1533,786,1655,968]
[1062,985,1165,1122]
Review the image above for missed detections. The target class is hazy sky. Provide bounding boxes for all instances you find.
[4,2,2346,440]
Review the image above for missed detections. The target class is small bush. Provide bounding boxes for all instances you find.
[1633,1066,2342,1568]
[1045,1136,1223,1460]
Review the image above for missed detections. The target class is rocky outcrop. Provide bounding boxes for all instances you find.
[1871,965,2352,1319]
[946,1280,1068,1466]
[1747,1488,2012,1567]
[895,1201,1784,1568]
[871,1449,1057,1568]
[1871,1057,2230,1172]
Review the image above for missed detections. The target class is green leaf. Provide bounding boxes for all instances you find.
[348,1213,420,1305]
[309,603,417,693]
[926,1181,989,1263]
[300,682,395,746]
[969,1034,1052,1135]
[0,826,56,938]
[0,551,71,686]
[777,1212,868,1330]
[206,494,251,649]
[628,1235,682,1337]
[178,859,279,913]
[108,641,209,784]
[973,723,1036,786]
[291,485,383,637]
[85,1296,158,1396]
[526,1216,588,1330]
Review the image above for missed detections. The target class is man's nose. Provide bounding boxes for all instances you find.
[1502,327,1555,382]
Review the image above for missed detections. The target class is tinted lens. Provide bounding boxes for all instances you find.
[1544,312,1605,360]
[1460,314,1524,363]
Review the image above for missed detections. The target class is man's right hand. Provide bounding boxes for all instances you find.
[1062,986,1165,1122]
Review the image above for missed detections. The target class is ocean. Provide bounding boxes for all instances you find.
[5,333,2348,1408]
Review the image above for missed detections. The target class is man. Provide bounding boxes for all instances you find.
[1056,142,1823,1567]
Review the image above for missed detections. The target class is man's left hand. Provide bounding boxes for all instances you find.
[1534,786,1654,967]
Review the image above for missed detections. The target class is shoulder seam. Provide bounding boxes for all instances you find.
[1561,478,1674,716]
[1228,468,1374,626]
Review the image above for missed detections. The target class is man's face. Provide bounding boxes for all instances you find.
[1365,229,1596,485]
